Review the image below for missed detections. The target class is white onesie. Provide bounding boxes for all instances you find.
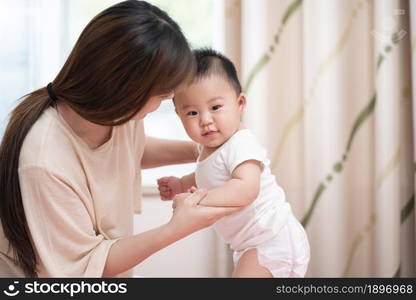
[195,129,292,251]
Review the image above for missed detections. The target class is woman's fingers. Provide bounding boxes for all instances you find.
[172,190,206,208]
[186,187,197,193]
[184,189,207,205]
[172,192,192,202]
[169,191,242,236]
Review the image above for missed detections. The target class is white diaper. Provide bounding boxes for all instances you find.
[233,214,310,277]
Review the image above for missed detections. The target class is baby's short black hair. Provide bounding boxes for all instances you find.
[192,48,242,95]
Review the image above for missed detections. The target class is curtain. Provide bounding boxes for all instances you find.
[222,0,415,277]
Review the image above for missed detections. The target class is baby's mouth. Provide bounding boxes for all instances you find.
[202,130,219,137]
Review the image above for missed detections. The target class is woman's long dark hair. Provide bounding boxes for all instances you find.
[0,0,194,277]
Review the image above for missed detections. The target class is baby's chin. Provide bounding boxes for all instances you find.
[201,140,226,150]
[198,133,235,149]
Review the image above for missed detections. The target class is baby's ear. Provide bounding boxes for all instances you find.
[237,93,247,111]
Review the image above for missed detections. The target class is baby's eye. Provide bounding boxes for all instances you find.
[186,111,198,116]
[212,105,222,111]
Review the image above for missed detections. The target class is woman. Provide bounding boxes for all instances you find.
[0,0,240,277]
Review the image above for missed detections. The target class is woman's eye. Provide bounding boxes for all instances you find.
[212,105,222,110]
[186,111,198,116]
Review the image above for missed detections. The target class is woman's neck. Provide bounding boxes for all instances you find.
[56,102,112,149]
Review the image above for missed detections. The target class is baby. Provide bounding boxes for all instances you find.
[158,48,310,277]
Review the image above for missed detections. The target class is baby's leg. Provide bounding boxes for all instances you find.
[232,249,273,278]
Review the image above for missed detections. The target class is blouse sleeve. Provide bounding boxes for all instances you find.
[133,120,145,214]
[18,165,119,277]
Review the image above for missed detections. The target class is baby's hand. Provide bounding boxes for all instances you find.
[157,176,183,200]
[187,186,198,193]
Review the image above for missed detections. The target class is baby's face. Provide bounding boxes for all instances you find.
[174,75,245,150]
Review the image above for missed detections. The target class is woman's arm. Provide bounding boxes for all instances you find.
[198,160,262,207]
[141,136,198,169]
[102,190,241,277]
[103,222,185,277]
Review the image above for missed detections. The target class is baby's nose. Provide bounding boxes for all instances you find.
[199,112,213,126]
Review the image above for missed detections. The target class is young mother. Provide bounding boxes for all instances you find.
[0,0,239,277]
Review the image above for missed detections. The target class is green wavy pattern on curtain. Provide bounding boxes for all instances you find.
[243,0,303,92]
[394,266,401,278]
[298,31,412,276]
[344,60,411,277]
[301,31,406,228]
[411,39,416,277]
[343,214,377,277]
[401,194,415,223]
[394,194,415,278]
[343,85,413,276]
[271,0,369,170]
[301,93,376,227]
[342,146,400,277]
[344,191,414,277]
[343,83,413,276]
[375,147,401,189]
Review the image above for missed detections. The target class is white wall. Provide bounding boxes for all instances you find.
[133,195,221,277]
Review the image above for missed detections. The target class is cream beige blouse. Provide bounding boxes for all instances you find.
[0,106,144,277]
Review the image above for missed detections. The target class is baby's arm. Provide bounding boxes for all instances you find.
[180,172,197,192]
[198,160,262,207]
[158,173,196,200]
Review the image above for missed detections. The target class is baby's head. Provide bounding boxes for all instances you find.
[174,48,246,150]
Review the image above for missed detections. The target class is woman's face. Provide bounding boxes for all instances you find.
[132,92,174,120]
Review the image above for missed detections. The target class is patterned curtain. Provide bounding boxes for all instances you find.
[222,0,415,277]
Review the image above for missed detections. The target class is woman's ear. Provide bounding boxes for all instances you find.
[173,98,179,115]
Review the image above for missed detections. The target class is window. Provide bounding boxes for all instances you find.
[0,0,222,189]
[0,0,65,133]
[141,0,218,187]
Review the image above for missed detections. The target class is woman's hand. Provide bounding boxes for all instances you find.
[104,189,240,277]
[168,190,242,237]
[157,176,183,200]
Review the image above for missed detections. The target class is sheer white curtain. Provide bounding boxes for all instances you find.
[223,0,415,277]
[0,0,65,134]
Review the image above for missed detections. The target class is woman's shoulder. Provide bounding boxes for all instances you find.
[19,107,78,171]
[124,119,145,146]
[19,109,144,173]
